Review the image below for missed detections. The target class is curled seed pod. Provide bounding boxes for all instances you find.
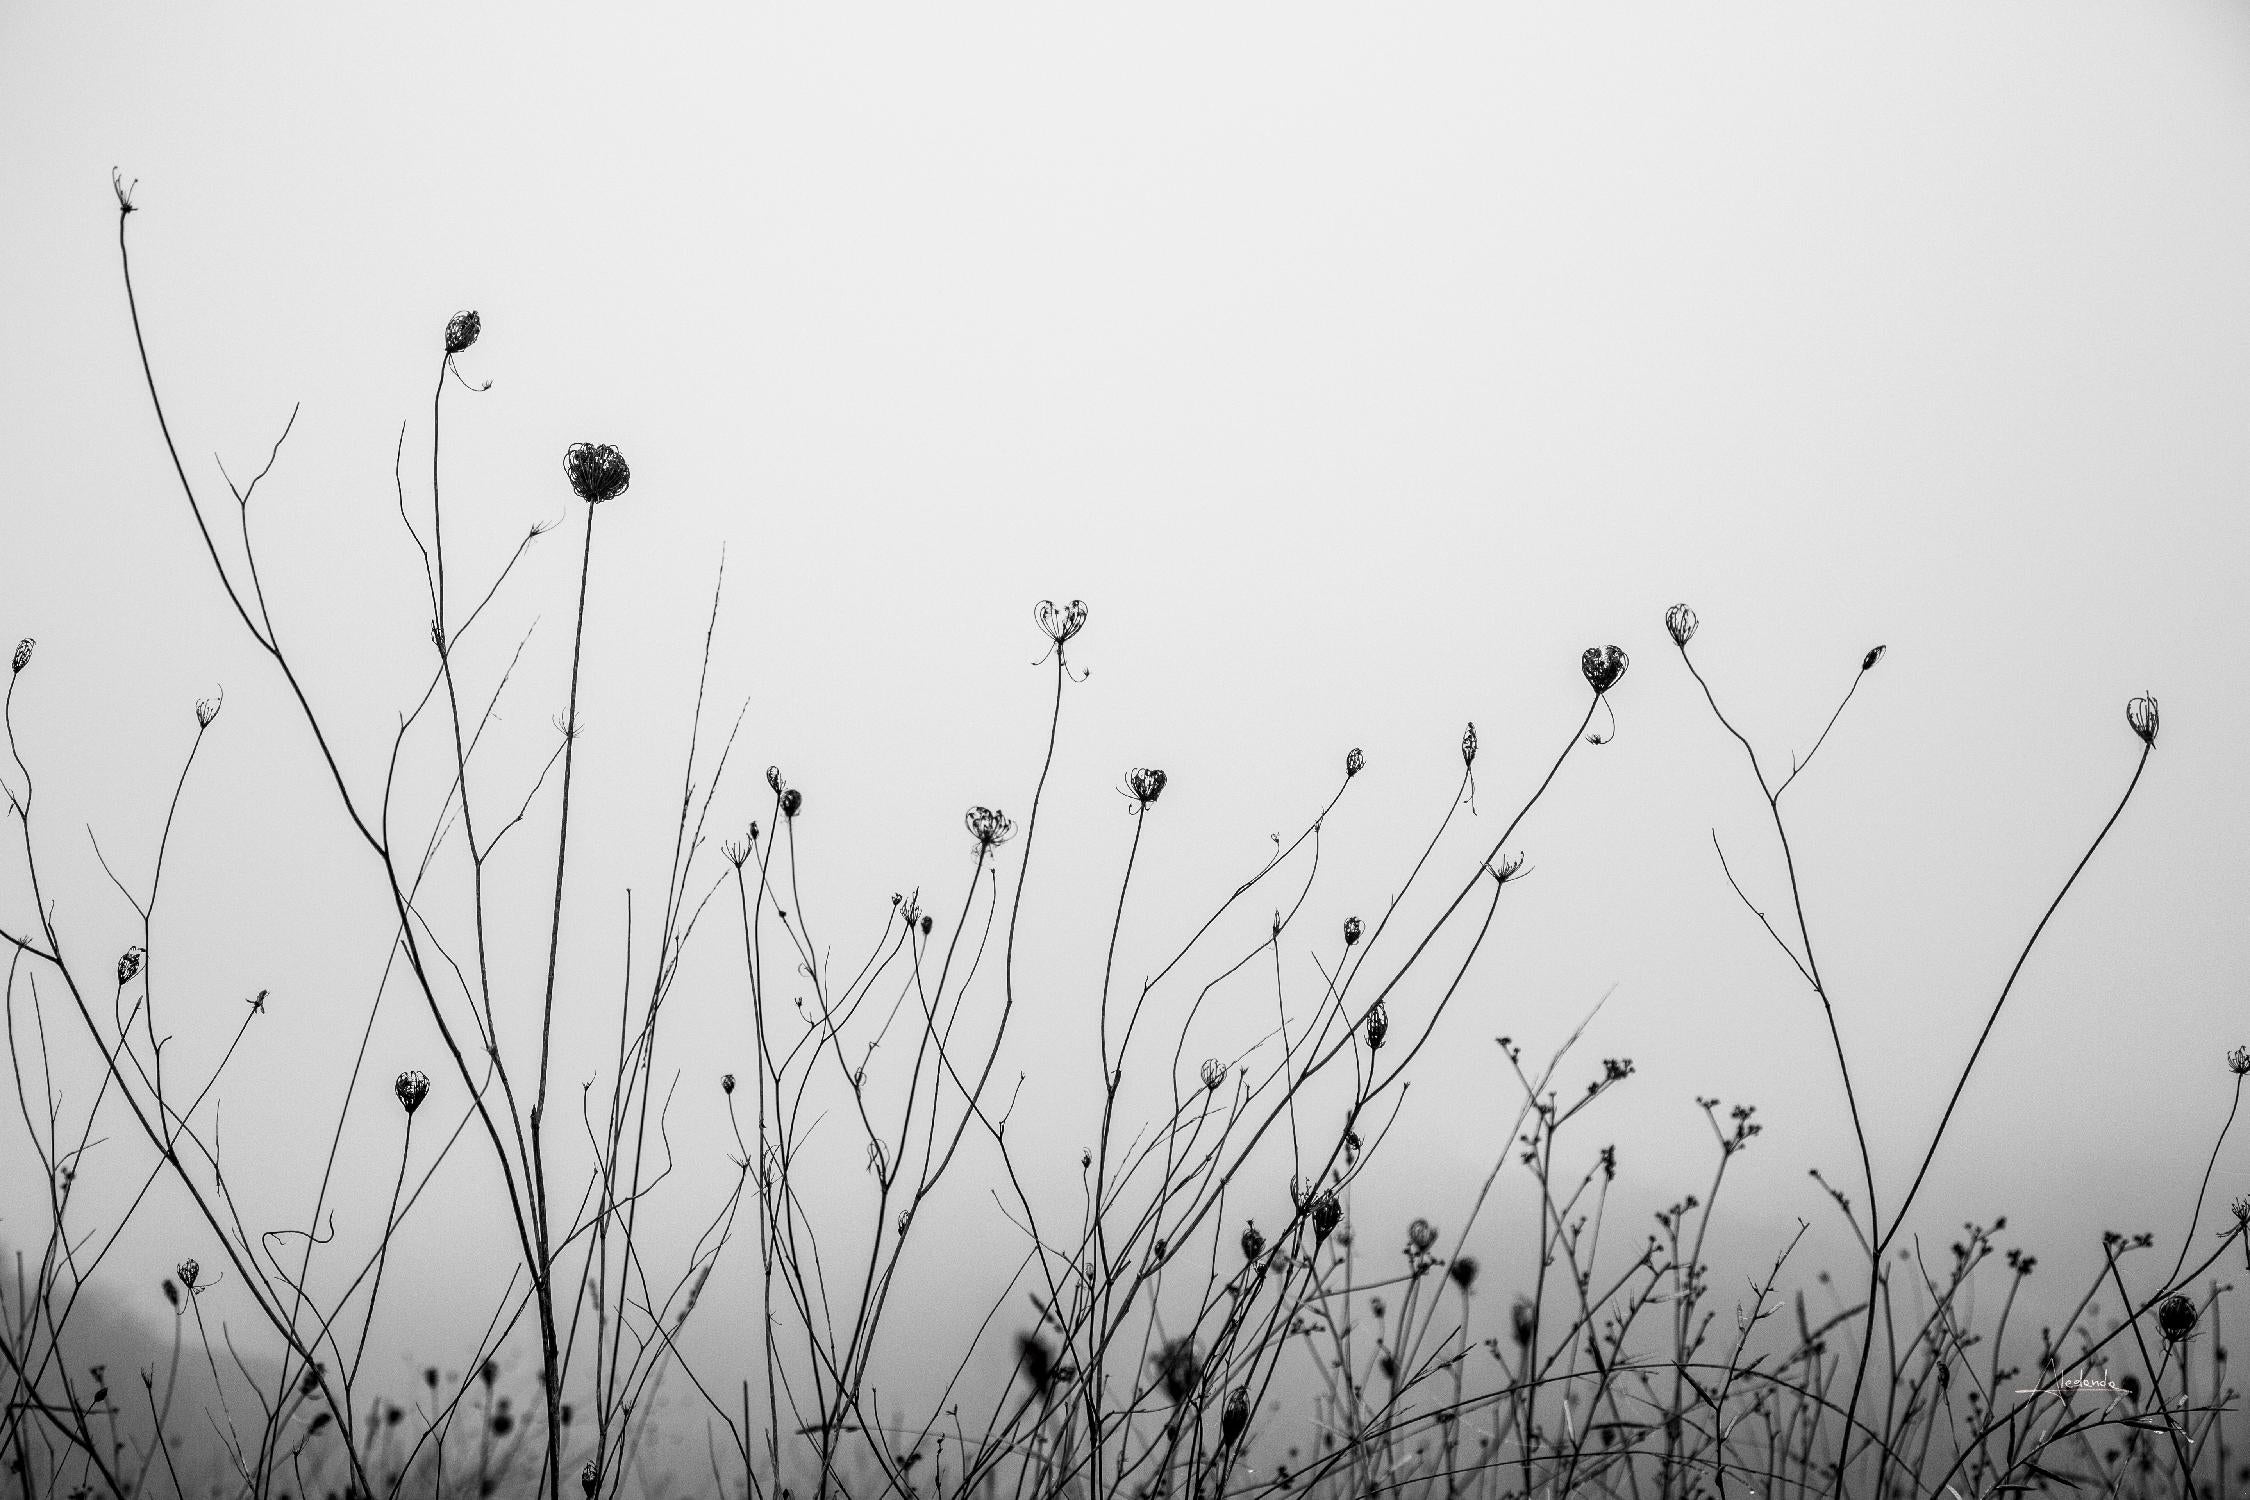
[563,443,631,504]
[176,1259,199,1291]
[1407,1218,1438,1255]
[1449,1254,1479,1292]
[1461,722,1478,766]
[444,311,481,355]
[964,805,1015,850]
[195,693,222,728]
[780,788,803,819]
[721,1072,736,1094]
[1199,1058,1226,1092]
[11,639,32,674]
[117,947,145,986]
[1033,599,1089,645]
[1241,1221,1265,1261]
[2126,694,2159,748]
[1343,916,1363,946]
[1126,767,1167,806]
[1665,604,1698,648]
[1344,746,1365,778]
[1364,1001,1389,1051]
[1862,645,1887,672]
[1221,1385,1250,1447]
[766,765,786,796]
[2158,1294,2199,1343]
[394,1070,431,1115]
[1311,1192,1342,1244]
[1581,645,1629,695]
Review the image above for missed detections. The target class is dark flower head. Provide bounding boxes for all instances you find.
[1220,1385,1250,1447]
[1665,604,1698,648]
[1241,1221,1265,1261]
[444,311,481,355]
[563,443,631,504]
[1034,599,1088,646]
[581,1462,600,1499]
[780,788,803,819]
[1406,1217,1438,1255]
[2158,1294,2199,1344]
[10,639,30,674]
[1449,1255,1479,1292]
[919,914,932,936]
[1862,645,1887,672]
[1364,1001,1389,1051]
[117,947,145,986]
[1582,645,1629,695]
[1345,747,1365,778]
[2126,694,2159,748]
[1126,767,1167,807]
[1511,1296,1535,1348]
[2229,1046,2250,1077]
[394,1070,431,1115]
[766,765,787,796]
[721,1072,736,1095]
[1199,1058,1226,1092]
[1015,1332,1057,1394]
[195,692,222,728]
[1343,916,1363,946]
[1150,1336,1201,1404]
[1311,1192,1343,1244]
[1461,722,1478,767]
[176,1258,199,1291]
[964,805,1015,851]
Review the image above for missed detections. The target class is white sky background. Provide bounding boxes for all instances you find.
[4,0,2250,1441]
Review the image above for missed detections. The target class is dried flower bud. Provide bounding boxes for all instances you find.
[1449,1254,1479,1292]
[1241,1222,1265,1261]
[1221,1385,1250,1447]
[721,1072,736,1094]
[1363,1000,1389,1051]
[1199,1058,1226,1092]
[2158,1294,2199,1344]
[1345,747,1365,778]
[1343,916,1363,946]
[1862,645,1887,672]
[394,1070,431,1115]
[11,639,31,674]
[1665,604,1698,648]
[919,914,932,936]
[2230,1046,2250,1077]
[2126,694,2159,748]
[1407,1217,1438,1255]
[964,805,1015,850]
[176,1258,199,1290]
[1311,1192,1342,1244]
[582,1462,600,1499]
[1126,767,1167,806]
[1581,645,1628,695]
[780,788,803,819]
[1511,1296,1535,1348]
[1034,599,1089,646]
[195,694,222,728]
[563,443,630,505]
[766,765,786,796]
[117,947,144,986]
[162,1278,179,1308]
[444,311,481,355]
[1461,722,1478,767]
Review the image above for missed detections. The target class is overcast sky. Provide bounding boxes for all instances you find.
[4,1,2249,1431]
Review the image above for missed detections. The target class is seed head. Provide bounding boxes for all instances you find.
[1862,645,1887,672]
[1034,599,1088,646]
[117,947,144,986]
[176,1259,199,1291]
[563,443,631,505]
[1665,604,1698,648]
[11,639,32,674]
[1511,1296,1535,1348]
[2126,694,2159,748]
[1199,1058,1227,1092]
[780,788,803,819]
[444,311,481,355]
[2230,1046,2250,1077]
[581,1462,600,1499]
[1449,1255,1479,1292]
[1343,916,1363,946]
[1241,1221,1265,1261]
[766,765,787,796]
[1461,722,1478,767]
[1220,1385,1250,1447]
[195,693,222,728]
[1582,645,1629,695]
[1126,767,1167,807]
[721,1072,736,1095]
[1150,1335,1201,1404]
[919,914,932,936]
[1311,1192,1342,1244]
[2158,1294,2199,1344]
[162,1278,179,1308]
[964,805,1015,852]
[1364,1001,1389,1051]
[1345,746,1365,778]
[1407,1218,1438,1255]
[394,1070,431,1115]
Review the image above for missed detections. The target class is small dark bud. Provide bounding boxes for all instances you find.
[1126,767,1167,806]
[2126,694,2159,748]
[1461,722,1478,766]
[2229,1046,2249,1077]
[444,311,481,355]
[1344,746,1365,778]
[766,766,787,796]
[721,1072,736,1094]
[1862,645,1887,672]
[1407,1218,1438,1254]
[117,947,144,986]
[2158,1294,2199,1344]
[562,443,630,505]
[162,1279,179,1308]
[1343,916,1363,946]
[581,1463,599,1499]
[1241,1222,1265,1261]
[11,639,31,674]
[195,693,222,728]
[1449,1255,1479,1292]
[1220,1386,1250,1447]
[919,915,932,936]
[1199,1058,1226,1092]
[1364,1001,1388,1051]
[1581,645,1628,695]
[394,1070,431,1115]
[1511,1296,1535,1348]
[1665,604,1698,648]
[480,1359,499,1389]
[780,788,803,819]
[1311,1192,1342,1244]
[176,1259,199,1290]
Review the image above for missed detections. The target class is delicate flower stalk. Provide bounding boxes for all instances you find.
[2127,693,2159,747]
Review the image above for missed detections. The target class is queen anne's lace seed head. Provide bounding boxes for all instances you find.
[1343,916,1363,946]
[563,443,630,505]
[1345,747,1365,778]
[1199,1058,1226,1092]
[780,788,803,820]
[2158,1294,2199,1344]
[2229,1046,2250,1077]
[394,1070,431,1115]
[964,806,1015,852]
[1311,1192,1342,1244]
[1461,723,1478,767]
[1862,645,1887,672]
[1364,1001,1389,1051]
[1407,1218,1439,1255]
[11,639,31,674]
[1241,1221,1265,1261]
[1034,599,1088,646]
[117,948,144,986]
[2127,694,2159,748]
[1126,767,1167,807]
[1221,1386,1250,1447]
[195,693,222,728]
[1665,604,1698,648]
[1581,646,1628,695]
[444,311,481,355]
[177,1259,199,1290]
[721,1072,736,1095]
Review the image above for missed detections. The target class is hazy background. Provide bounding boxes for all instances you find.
[3,0,2249,1472]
